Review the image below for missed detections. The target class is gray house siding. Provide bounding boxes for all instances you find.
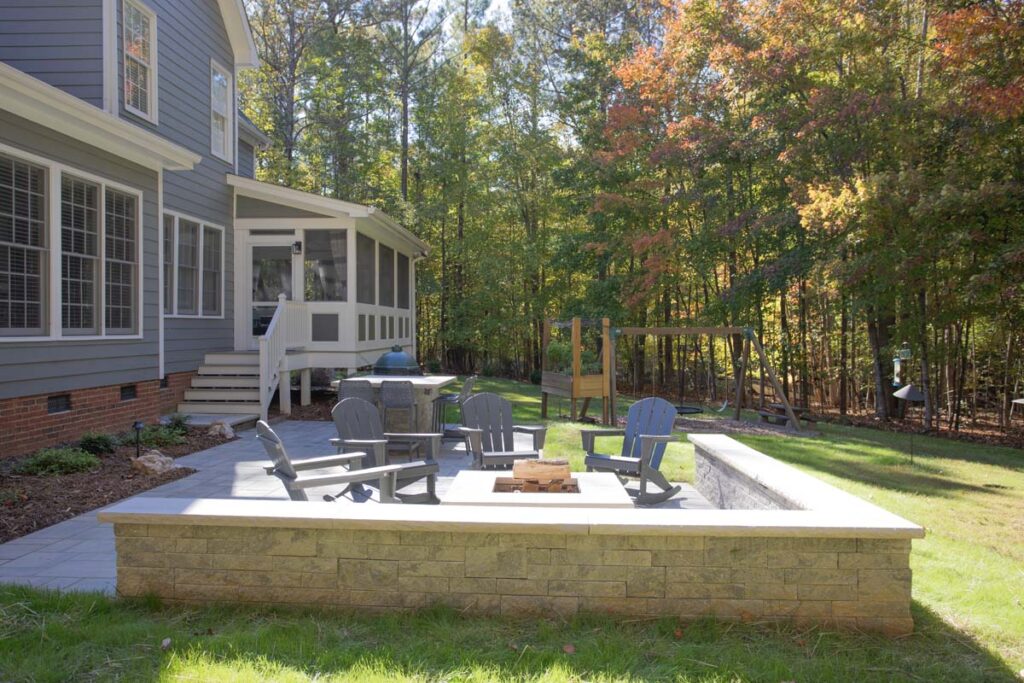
[0,110,160,401]
[236,196,329,219]
[238,140,254,178]
[116,0,237,373]
[0,0,104,106]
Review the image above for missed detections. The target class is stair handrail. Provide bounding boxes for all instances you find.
[258,293,288,421]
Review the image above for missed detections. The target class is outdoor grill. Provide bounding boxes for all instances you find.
[372,345,422,376]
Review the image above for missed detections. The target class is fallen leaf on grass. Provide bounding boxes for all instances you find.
[673,627,685,640]
[508,641,519,651]
[160,638,171,651]
[562,644,576,654]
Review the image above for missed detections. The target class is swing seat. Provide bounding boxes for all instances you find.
[582,397,681,506]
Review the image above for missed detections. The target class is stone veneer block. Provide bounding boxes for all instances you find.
[100,434,924,636]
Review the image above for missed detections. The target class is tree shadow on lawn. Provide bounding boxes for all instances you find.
[812,423,1024,473]
[736,435,1004,499]
[150,600,1018,682]
[3,587,1018,682]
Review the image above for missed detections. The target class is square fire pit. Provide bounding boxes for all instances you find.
[441,470,634,508]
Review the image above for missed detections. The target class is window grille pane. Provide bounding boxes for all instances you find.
[105,190,137,333]
[0,154,46,334]
[378,244,394,307]
[304,229,347,302]
[177,220,199,314]
[61,176,99,333]
[202,227,222,315]
[356,232,375,304]
[123,2,151,116]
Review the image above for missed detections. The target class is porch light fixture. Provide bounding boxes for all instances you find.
[291,240,302,255]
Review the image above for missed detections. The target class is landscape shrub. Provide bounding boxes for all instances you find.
[165,413,191,435]
[138,425,186,448]
[78,432,118,455]
[13,448,100,476]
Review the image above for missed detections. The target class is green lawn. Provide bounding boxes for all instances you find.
[2,376,1022,682]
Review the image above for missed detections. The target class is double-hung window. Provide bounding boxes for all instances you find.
[123,0,157,122]
[0,155,47,336]
[0,148,142,340]
[163,213,223,317]
[210,61,233,162]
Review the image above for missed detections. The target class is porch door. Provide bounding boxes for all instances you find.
[247,236,300,349]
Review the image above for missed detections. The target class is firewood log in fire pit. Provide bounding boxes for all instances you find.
[512,458,571,482]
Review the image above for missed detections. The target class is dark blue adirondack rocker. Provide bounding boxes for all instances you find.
[582,396,681,506]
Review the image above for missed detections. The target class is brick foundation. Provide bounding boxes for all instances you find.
[0,372,194,458]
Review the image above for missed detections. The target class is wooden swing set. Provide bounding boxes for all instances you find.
[540,318,802,432]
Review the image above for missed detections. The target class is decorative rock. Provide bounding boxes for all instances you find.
[132,451,177,476]
[207,421,235,439]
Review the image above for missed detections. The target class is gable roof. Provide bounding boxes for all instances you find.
[226,174,430,255]
[218,0,259,69]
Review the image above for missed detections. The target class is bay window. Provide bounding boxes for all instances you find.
[163,213,223,318]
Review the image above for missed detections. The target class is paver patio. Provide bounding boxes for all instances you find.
[0,420,711,594]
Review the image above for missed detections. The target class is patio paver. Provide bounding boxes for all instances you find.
[0,420,711,595]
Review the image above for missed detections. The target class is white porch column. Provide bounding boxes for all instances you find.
[279,370,292,415]
[300,368,311,406]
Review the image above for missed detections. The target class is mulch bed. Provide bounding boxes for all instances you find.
[273,388,336,421]
[0,426,236,544]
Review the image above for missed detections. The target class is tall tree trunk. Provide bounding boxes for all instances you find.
[917,289,933,430]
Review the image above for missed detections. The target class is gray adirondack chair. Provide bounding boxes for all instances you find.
[459,392,546,469]
[582,397,681,505]
[331,397,441,504]
[256,420,402,503]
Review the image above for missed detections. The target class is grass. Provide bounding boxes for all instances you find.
[1,376,1022,681]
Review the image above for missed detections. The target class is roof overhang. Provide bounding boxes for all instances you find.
[0,62,200,172]
[238,113,271,148]
[227,174,429,255]
[218,0,260,69]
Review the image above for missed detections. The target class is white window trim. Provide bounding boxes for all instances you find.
[163,211,225,320]
[210,59,234,162]
[122,0,159,124]
[0,142,144,342]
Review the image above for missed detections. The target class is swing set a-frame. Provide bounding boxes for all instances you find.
[539,317,801,431]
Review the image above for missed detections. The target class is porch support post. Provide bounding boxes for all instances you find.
[279,370,292,415]
[300,368,312,406]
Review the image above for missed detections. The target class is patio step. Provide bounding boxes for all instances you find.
[203,351,259,366]
[197,364,260,376]
[177,401,263,415]
[184,388,260,402]
[190,375,260,389]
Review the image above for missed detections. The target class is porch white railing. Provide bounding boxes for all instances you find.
[258,293,288,421]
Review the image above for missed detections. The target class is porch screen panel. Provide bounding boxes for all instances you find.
[0,154,47,335]
[176,219,200,314]
[305,229,347,301]
[356,232,375,304]
[397,253,410,309]
[60,176,100,334]
[378,244,394,307]
[202,227,222,315]
[104,189,137,333]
